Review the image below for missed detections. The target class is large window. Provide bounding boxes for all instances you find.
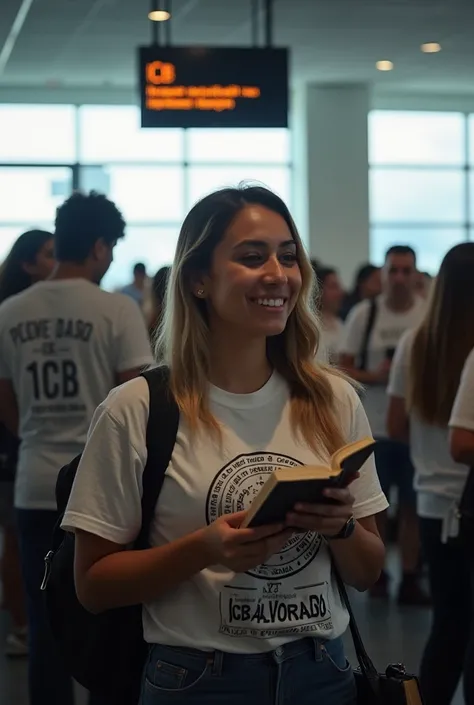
[0,104,291,290]
[369,110,473,274]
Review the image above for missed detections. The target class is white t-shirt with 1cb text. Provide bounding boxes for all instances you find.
[0,278,153,509]
[62,370,388,654]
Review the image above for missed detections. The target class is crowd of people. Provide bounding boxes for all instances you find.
[0,186,472,705]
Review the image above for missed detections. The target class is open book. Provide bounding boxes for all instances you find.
[240,437,377,529]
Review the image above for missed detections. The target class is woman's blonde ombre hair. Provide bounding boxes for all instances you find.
[156,185,348,455]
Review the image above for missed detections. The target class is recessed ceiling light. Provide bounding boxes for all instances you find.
[376,60,394,71]
[421,42,441,53]
[148,10,171,21]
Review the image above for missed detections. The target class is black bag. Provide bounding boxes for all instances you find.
[41,367,179,703]
[336,571,425,704]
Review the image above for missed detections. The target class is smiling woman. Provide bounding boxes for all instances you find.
[62,185,387,705]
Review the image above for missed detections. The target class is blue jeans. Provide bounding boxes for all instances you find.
[16,509,75,705]
[374,438,416,506]
[140,636,356,705]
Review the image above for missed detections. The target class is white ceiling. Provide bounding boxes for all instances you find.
[1,0,474,95]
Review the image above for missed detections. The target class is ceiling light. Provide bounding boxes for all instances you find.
[148,10,171,21]
[421,42,441,53]
[376,60,394,71]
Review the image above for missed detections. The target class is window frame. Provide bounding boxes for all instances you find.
[369,109,472,273]
[0,104,293,290]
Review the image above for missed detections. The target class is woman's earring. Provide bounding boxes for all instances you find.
[196,289,205,297]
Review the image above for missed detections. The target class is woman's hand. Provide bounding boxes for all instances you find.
[286,487,355,537]
[198,510,294,573]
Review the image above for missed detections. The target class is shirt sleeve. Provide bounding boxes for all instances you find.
[61,397,147,544]
[114,296,154,373]
[339,304,366,358]
[347,388,389,519]
[387,330,413,400]
[449,348,474,431]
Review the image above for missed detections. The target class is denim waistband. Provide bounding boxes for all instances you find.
[148,636,342,676]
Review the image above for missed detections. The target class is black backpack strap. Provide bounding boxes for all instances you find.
[359,298,377,371]
[135,367,179,550]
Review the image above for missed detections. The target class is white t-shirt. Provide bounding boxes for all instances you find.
[0,279,153,509]
[62,370,388,653]
[320,318,344,365]
[388,331,469,531]
[340,295,425,437]
[450,348,474,433]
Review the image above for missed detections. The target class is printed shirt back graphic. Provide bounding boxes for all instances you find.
[62,371,388,653]
[0,279,153,509]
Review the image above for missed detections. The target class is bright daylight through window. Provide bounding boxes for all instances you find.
[369,110,473,273]
[0,104,292,290]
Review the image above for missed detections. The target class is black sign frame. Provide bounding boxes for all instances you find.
[138,46,288,129]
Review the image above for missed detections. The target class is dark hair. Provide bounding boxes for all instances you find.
[354,263,378,292]
[54,191,125,263]
[408,242,474,425]
[134,262,146,276]
[0,229,53,304]
[152,266,171,306]
[312,265,337,287]
[385,245,417,264]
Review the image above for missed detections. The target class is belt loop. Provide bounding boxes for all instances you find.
[313,638,323,663]
[210,650,223,676]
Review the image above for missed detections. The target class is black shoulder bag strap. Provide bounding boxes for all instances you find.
[333,567,380,697]
[359,298,378,371]
[135,367,180,550]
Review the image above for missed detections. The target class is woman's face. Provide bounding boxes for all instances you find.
[23,239,56,282]
[321,273,344,314]
[200,205,302,340]
[363,269,382,299]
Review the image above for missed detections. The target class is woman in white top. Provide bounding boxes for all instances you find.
[62,186,387,705]
[387,242,474,705]
[312,265,345,364]
[449,345,474,703]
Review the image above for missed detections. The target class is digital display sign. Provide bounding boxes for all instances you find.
[138,46,288,128]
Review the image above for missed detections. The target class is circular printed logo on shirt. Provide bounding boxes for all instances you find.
[205,452,323,580]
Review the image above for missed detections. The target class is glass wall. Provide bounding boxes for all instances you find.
[369,110,472,273]
[0,104,291,290]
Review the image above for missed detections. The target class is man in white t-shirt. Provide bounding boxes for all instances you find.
[339,245,428,605]
[0,192,153,705]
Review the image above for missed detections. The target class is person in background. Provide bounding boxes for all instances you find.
[146,265,171,336]
[0,229,55,658]
[449,323,474,705]
[340,264,381,321]
[339,245,429,605]
[415,271,433,300]
[63,185,387,705]
[387,243,474,705]
[313,264,344,364]
[0,192,153,705]
[120,262,149,308]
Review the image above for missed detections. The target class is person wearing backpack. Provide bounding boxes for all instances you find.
[62,185,388,705]
[339,246,428,605]
[386,243,474,705]
[0,193,153,705]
